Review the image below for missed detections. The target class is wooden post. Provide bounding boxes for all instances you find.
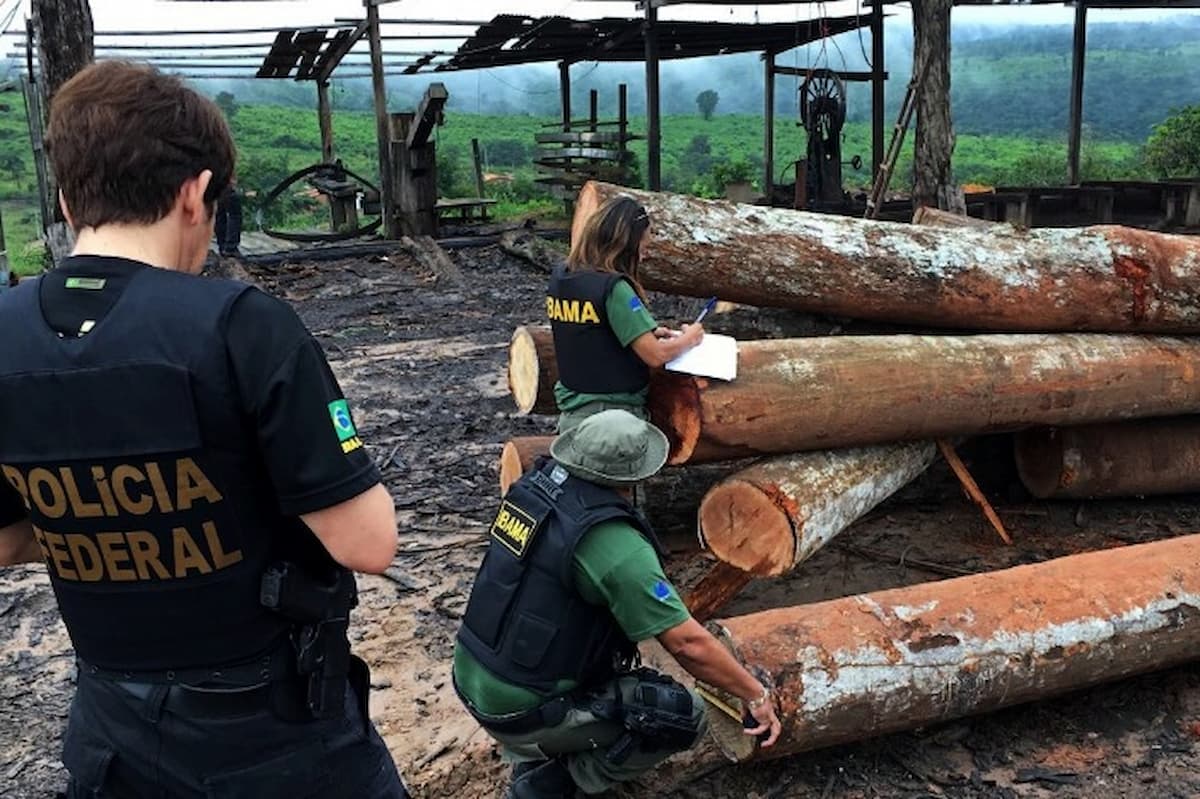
[871,1,886,180]
[392,112,438,237]
[31,0,94,242]
[644,2,662,190]
[471,138,486,199]
[1067,2,1088,185]
[617,83,629,181]
[911,0,962,213]
[589,89,598,133]
[558,60,571,132]
[367,1,397,238]
[763,52,775,198]
[317,80,335,164]
[21,77,51,235]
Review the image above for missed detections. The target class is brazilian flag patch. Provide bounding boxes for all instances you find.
[328,399,363,454]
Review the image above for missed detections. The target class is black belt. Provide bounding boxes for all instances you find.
[77,647,291,689]
[453,676,572,735]
[110,678,276,720]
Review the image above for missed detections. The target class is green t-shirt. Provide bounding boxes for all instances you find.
[453,520,690,716]
[554,279,658,413]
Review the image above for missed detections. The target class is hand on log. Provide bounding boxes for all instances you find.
[576,181,1200,333]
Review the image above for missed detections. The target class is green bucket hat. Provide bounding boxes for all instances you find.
[549,409,669,487]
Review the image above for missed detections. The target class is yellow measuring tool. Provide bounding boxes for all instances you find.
[695,684,744,723]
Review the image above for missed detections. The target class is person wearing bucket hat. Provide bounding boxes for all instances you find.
[453,411,781,798]
[547,195,704,434]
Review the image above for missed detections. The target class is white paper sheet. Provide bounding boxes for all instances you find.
[664,334,738,381]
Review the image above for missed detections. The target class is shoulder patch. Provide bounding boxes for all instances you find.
[629,295,644,312]
[652,579,672,601]
[491,500,540,557]
[328,399,363,454]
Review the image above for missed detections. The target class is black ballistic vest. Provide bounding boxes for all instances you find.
[547,267,650,395]
[0,266,339,671]
[457,460,662,693]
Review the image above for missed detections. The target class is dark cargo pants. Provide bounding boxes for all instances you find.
[63,668,408,798]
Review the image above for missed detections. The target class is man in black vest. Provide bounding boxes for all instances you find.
[454,410,782,798]
[0,61,408,798]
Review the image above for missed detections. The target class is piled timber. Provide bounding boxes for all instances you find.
[701,533,1200,761]
[697,442,937,576]
[574,181,1200,333]
[1015,417,1200,499]
[647,334,1200,464]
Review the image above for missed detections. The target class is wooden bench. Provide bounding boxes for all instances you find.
[435,197,497,223]
[968,185,1115,227]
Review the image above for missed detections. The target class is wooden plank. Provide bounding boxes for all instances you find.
[1067,2,1088,185]
[317,80,334,163]
[471,138,486,199]
[535,146,632,161]
[763,51,774,195]
[406,82,448,149]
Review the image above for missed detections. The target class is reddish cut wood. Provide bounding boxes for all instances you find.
[702,533,1200,762]
[647,334,1200,465]
[698,442,936,576]
[574,181,1200,333]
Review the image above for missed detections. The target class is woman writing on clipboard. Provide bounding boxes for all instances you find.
[548,195,704,433]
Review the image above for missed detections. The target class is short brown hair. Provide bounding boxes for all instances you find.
[46,61,235,229]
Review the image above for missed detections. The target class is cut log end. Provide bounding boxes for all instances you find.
[1013,427,1067,499]
[646,371,704,465]
[698,480,795,577]
[498,436,554,494]
[508,326,556,415]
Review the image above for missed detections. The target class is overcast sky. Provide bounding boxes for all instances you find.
[14,0,1200,36]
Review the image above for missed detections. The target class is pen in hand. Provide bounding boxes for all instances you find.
[694,297,718,325]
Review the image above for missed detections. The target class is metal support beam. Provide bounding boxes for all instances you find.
[366,0,397,238]
[644,4,661,191]
[871,2,885,180]
[1067,2,1088,185]
[771,66,886,82]
[558,60,570,132]
[763,51,774,197]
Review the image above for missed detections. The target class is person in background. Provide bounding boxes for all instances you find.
[547,195,703,433]
[453,410,782,798]
[0,61,408,798]
[215,176,243,257]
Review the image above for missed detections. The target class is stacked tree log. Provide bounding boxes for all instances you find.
[497,181,1200,760]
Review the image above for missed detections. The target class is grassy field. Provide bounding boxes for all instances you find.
[0,102,1150,276]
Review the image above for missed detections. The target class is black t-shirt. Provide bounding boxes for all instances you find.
[0,256,379,526]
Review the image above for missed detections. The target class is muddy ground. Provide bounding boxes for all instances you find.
[4,241,1200,799]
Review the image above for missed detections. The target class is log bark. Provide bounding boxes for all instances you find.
[508,326,558,416]
[911,0,963,213]
[647,334,1200,464]
[573,181,1200,333]
[697,442,937,577]
[703,533,1200,761]
[1015,417,1200,499]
